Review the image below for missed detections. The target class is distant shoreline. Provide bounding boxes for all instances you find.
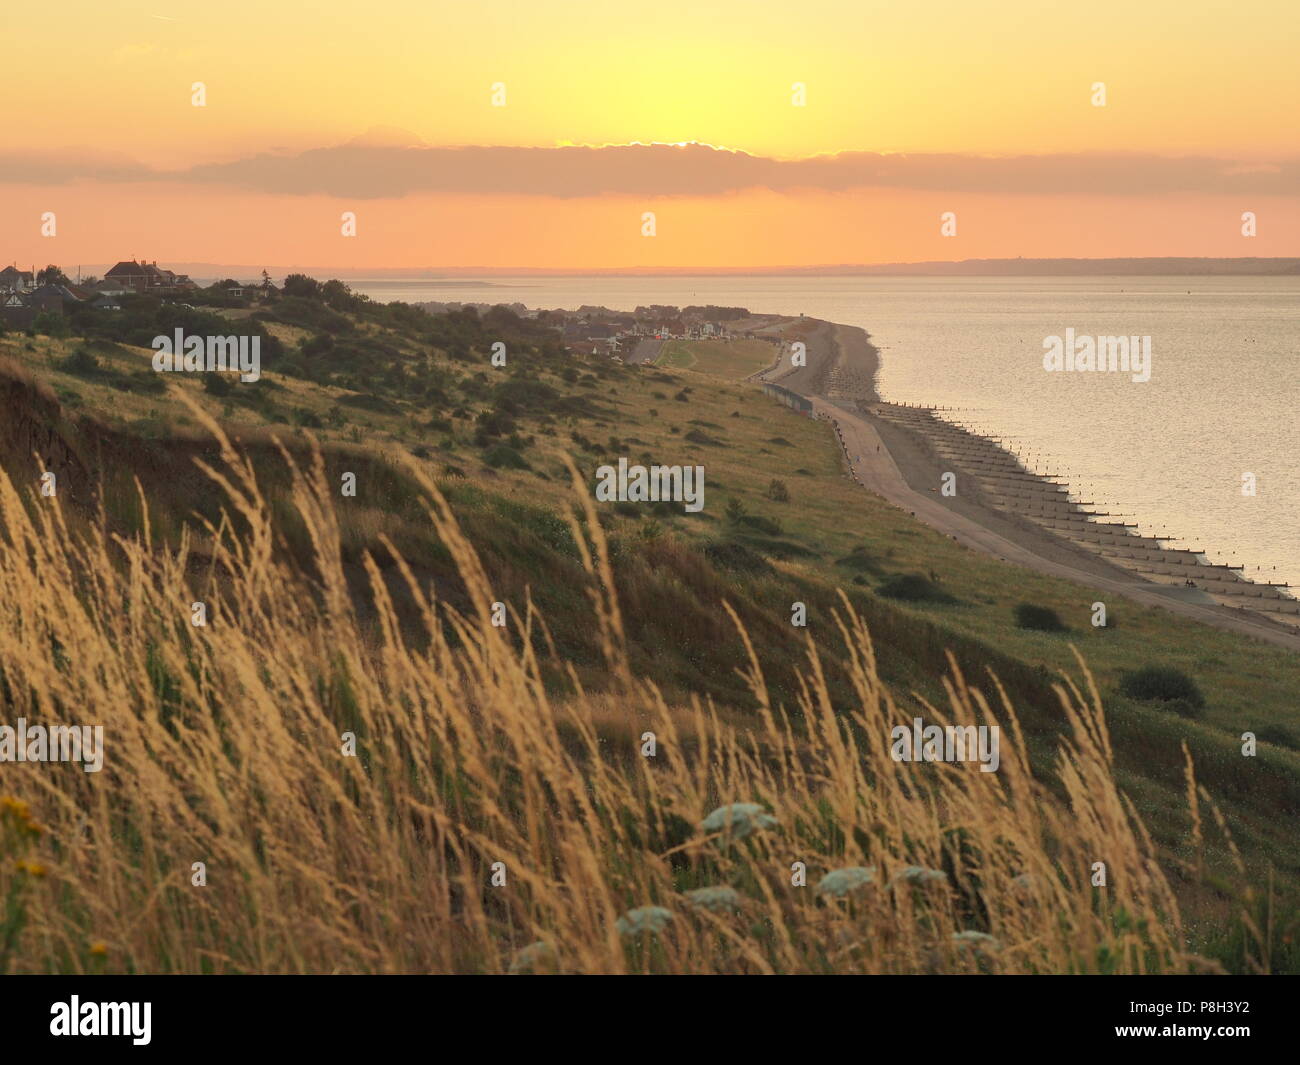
[59,259,1300,285]
[758,316,1300,649]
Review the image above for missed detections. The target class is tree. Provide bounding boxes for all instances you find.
[37,265,71,287]
[321,278,357,311]
[32,310,70,337]
[283,273,321,300]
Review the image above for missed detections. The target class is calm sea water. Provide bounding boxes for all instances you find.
[349,275,1300,589]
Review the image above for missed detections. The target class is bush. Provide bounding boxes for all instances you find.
[766,479,790,502]
[484,444,530,470]
[1014,603,1068,632]
[33,310,71,338]
[59,347,100,377]
[1255,725,1299,750]
[1119,666,1206,716]
[877,573,956,604]
[202,372,233,396]
[703,539,771,574]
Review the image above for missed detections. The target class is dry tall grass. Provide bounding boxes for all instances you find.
[0,403,1233,974]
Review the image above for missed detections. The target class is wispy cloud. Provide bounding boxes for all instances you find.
[4,140,1297,199]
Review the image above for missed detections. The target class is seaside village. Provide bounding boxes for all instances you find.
[0,260,271,329]
[407,300,763,360]
[0,260,759,361]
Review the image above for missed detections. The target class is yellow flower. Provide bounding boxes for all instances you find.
[14,859,48,877]
[89,942,108,956]
[1,796,32,820]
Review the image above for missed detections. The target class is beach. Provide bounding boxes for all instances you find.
[759,317,1300,652]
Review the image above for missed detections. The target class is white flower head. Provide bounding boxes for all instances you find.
[891,865,948,887]
[815,866,877,898]
[616,905,674,937]
[684,885,742,914]
[698,802,779,840]
[952,930,1001,951]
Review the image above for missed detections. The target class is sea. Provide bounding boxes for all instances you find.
[347,275,1300,591]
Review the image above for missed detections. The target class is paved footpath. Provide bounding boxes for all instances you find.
[811,394,1300,652]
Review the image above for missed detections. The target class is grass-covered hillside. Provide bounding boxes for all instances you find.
[0,281,1296,973]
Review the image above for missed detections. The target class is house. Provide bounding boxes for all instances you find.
[29,283,83,314]
[104,259,194,291]
[104,260,152,290]
[0,265,35,293]
[0,291,35,329]
[92,293,122,311]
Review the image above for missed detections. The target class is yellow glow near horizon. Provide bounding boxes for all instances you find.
[6,0,1298,160]
[3,0,1298,267]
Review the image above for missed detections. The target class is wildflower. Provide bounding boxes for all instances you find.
[952,930,1001,951]
[684,885,741,914]
[698,803,778,840]
[1,796,33,821]
[89,942,108,957]
[15,859,47,877]
[508,941,557,974]
[816,866,876,898]
[891,865,947,887]
[615,906,674,937]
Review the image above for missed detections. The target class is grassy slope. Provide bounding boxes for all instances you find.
[657,337,776,377]
[2,312,1297,962]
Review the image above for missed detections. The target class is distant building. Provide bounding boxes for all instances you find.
[104,259,196,292]
[29,283,83,314]
[0,265,35,293]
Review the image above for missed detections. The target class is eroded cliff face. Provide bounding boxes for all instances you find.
[0,368,99,508]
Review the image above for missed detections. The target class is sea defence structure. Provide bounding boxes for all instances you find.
[750,314,1299,644]
[762,381,813,414]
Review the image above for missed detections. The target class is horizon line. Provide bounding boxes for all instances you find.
[41,255,1300,280]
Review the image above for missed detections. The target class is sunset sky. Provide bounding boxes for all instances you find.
[3,0,1298,271]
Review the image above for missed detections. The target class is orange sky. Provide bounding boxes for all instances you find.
[3,0,1298,271]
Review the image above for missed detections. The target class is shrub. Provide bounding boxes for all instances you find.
[33,310,71,338]
[703,539,771,574]
[1014,603,1068,632]
[59,347,100,377]
[1255,725,1299,750]
[766,479,790,502]
[203,372,233,396]
[1119,666,1206,716]
[877,573,956,604]
[484,444,530,470]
